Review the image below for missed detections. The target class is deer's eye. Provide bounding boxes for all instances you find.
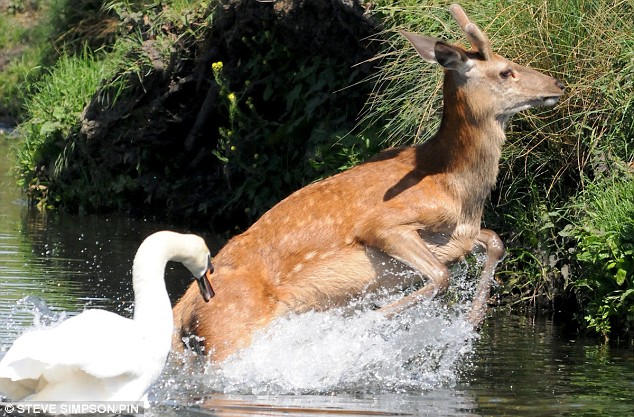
[500,68,514,79]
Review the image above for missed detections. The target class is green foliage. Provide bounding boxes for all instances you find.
[0,0,121,120]
[491,0,633,339]
[567,177,634,340]
[0,1,45,119]
[0,8,26,48]
[16,50,111,208]
[45,0,119,53]
[207,28,378,224]
[0,47,46,121]
[494,197,572,309]
[12,0,215,211]
[12,0,378,226]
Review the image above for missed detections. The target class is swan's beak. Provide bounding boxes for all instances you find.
[195,256,215,302]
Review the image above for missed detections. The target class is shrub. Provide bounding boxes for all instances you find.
[568,176,634,341]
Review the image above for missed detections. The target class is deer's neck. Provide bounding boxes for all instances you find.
[428,79,506,213]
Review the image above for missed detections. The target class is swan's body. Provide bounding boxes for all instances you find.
[0,231,213,403]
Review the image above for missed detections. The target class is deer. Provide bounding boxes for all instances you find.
[172,4,565,362]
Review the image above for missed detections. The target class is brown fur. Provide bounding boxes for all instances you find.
[172,4,564,362]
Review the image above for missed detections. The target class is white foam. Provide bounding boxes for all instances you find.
[156,261,481,402]
[214,304,474,395]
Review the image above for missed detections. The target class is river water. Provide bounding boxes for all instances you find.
[0,138,633,416]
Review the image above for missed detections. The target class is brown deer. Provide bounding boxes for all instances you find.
[172,4,564,361]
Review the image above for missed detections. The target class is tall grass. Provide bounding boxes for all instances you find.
[364,0,634,338]
[15,50,112,207]
[366,0,632,166]
[0,0,121,121]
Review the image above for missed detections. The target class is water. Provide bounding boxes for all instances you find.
[0,138,633,416]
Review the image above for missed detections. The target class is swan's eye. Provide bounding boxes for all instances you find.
[500,68,514,80]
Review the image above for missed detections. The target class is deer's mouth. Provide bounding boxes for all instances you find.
[542,96,561,107]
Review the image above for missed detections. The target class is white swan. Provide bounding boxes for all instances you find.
[0,231,214,404]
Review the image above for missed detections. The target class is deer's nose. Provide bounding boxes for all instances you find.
[555,79,565,91]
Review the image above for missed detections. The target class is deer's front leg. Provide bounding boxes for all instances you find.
[358,225,450,317]
[467,228,505,328]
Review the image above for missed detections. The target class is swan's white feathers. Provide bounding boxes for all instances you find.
[0,310,147,383]
[0,231,212,403]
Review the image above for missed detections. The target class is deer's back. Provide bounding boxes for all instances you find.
[215,145,479,275]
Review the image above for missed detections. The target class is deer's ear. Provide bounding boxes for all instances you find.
[433,41,472,73]
[400,31,441,63]
[401,30,472,73]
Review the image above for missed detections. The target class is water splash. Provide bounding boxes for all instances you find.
[15,295,68,328]
[1,296,69,353]
[0,262,482,406]
[213,302,474,395]
[155,261,481,403]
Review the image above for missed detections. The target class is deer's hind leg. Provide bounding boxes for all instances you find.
[467,229,505,328]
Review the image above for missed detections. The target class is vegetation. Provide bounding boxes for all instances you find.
[7,0,379,227]
[1,0,632,343]
[568,177,634,341]
[0,0,118,122]
[0,0,45,122]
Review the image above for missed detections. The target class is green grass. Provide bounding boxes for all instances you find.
[0,1,44,119]
[15,50,112,205]
[366,0,632,160]
[12,0,215,207]
[0,0,126,121]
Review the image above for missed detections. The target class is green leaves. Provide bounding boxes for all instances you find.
[569,177,634,340]
[207,31,373,225]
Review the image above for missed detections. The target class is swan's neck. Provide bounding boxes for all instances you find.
[131,245,174,345]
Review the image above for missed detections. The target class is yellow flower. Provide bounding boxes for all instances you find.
[227,93,236,104]
[211,61,223,72]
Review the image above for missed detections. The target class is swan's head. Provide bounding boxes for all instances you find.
[134,231,215,302]
[175,234,215,302]
[190,253,215,303]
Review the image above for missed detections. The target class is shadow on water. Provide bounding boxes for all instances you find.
[0,139,633,416]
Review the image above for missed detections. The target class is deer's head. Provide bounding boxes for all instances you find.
[401,4,564,124]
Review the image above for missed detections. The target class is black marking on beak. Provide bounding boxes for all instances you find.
[195,255,215,302]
